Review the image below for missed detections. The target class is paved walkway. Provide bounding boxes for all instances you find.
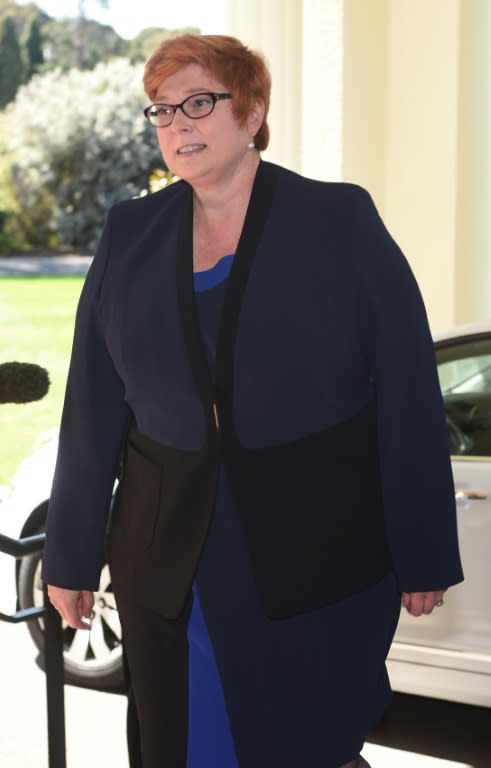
[0,255,92,276]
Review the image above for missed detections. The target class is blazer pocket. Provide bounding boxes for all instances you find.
[113,438,163,553]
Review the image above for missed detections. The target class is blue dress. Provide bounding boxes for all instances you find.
[186,256,402,768]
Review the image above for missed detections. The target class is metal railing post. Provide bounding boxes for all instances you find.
[44,584,66,768]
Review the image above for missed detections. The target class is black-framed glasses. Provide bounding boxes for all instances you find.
[143,92,232,127]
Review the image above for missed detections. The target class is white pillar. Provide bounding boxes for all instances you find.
[342,0,389,209]
[455,0,491,326]
[302,0,343,181]
[383,0,460,333]
[225,0,303,171]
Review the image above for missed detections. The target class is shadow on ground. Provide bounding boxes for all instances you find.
[370,693,490,767]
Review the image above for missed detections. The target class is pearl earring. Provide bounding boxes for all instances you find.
[247,140,255,150]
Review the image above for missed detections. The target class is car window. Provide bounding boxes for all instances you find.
[436,335,491,457]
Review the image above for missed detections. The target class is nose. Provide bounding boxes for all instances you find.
[170,106,192,131]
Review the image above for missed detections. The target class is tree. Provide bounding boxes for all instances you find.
[0,15,24,106]
[42,16,126,71]
[75,0,109,69]
[4,58,164,251]
[1,2,124,76]
[24,15,43,79]
[128,26,200,64]
[0,3,200,84]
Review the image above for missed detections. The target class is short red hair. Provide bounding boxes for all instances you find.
[143,34,271,151]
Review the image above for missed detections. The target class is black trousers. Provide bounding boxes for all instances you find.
[117,593,193,768]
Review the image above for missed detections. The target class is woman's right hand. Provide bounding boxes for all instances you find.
[47,585,94,630]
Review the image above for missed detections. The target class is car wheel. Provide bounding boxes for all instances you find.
[18,532,125,692]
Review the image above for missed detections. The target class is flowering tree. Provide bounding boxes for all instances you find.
[4,57,164,252]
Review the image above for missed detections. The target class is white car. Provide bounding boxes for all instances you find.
[0,429,123,691]
[1,323,490,702]
[387,322,491,708]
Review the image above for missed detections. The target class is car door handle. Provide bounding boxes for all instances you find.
[455,489,488,501]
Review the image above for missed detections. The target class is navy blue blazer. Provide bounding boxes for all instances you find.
[42,161,463,619]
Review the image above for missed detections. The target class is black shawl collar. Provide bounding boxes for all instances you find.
[175,160,278,441]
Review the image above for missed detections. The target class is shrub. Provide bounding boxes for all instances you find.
[3,58,164,252]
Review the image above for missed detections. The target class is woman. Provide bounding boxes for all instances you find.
[43,34,463,768]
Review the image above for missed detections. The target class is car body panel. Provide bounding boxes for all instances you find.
[0,432,57,615]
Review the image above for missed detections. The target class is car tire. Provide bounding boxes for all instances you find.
[17,527,125,692]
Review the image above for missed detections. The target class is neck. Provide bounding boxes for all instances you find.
[192,152,260,222]
[191,154,260,271]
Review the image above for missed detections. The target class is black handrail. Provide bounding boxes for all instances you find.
[0,531,66,768]
[0,531,45,558]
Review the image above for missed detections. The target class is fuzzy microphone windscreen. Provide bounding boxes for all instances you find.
[0,362,50,404]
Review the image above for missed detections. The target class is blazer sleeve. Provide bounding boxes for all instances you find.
[41,209,130,590]
[350,188,464,593]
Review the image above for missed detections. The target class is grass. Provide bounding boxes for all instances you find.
[0,276,83,486]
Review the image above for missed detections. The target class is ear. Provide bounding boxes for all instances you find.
[248,99,265,138]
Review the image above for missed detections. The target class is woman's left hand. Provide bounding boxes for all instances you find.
[401,590,445,616]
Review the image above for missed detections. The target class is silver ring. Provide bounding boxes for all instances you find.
[435,599,444,607]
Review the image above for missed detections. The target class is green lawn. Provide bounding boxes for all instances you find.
[0,276,83,486]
